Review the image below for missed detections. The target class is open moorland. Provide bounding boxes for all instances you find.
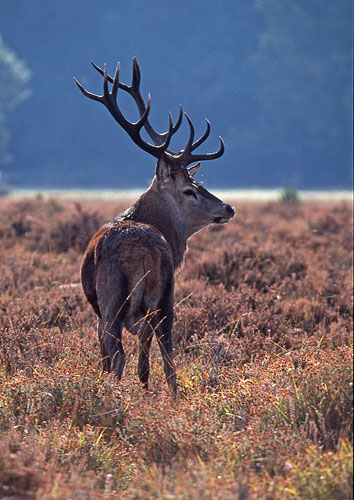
[0,197,352,499]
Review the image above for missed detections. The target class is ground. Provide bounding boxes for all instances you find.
[0,197,352,499]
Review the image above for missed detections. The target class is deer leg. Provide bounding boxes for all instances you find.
[156,328,176,396]
[154,274,177,396]
[138,325,154,390]
[97,318,110,372]
[96,263,129,380]
[102,318,126,380]
[154,297,177,396]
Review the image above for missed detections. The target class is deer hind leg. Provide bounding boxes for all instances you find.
[101,315,126,379]
[97,319,110,372]
[138,324,154,390]
[96,263,128,380]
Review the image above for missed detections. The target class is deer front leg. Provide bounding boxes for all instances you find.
[154,302,177,396]
[154,276,177,396]
[156,328,177,396]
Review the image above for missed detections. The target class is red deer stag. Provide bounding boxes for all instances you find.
[74,58,235,396]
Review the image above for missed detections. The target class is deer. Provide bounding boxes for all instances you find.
[74,58,235,396]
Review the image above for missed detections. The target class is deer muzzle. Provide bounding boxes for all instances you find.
[213,203,235,224]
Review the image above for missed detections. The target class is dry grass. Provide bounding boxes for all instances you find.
[0,197,352,499]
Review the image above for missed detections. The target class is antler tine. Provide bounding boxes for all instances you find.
[183,113,195,154]
[130,60,182,146]
[91,60,130,91]
[159,112,175,153]
[103,64,110,100]
[132,56,140,89]
[111,62,120,100]
[172,105,183,135]
[74,76,103,103]
[188,136,225,163]
[174,114,224,167]
[130,57,182,143]
[190,119,211,151]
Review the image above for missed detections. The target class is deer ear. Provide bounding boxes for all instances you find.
[187,162,201,178]
[156,157,172,184]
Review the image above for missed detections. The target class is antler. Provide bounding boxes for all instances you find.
[74,58,224,170]
[74,63,176,159]
[176,112,224,165]
[91,58,183,147]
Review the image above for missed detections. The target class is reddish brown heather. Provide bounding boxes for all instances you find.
[0,198,352,499]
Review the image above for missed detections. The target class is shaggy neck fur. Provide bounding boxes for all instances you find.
[116,184,187,269]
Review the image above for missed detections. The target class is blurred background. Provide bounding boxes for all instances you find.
[0,0,352,191]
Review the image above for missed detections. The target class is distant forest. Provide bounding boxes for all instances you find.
[0,0,352,189]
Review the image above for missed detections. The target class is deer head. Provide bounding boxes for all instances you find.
[74,58,235,239]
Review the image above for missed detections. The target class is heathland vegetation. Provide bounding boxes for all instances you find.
[0,197,352,499]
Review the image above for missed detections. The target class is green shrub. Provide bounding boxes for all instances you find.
[280,188,300,204]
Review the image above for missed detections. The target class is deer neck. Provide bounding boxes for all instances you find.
[118,186,187,269]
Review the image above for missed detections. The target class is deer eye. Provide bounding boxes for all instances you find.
[183,189,197,198]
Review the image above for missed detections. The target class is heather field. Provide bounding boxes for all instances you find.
[0,197,352,499]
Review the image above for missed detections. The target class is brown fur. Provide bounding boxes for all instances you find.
[81,220,172,318]
[80,163,234,395]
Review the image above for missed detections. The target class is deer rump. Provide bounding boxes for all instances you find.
[81,220,174,336]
